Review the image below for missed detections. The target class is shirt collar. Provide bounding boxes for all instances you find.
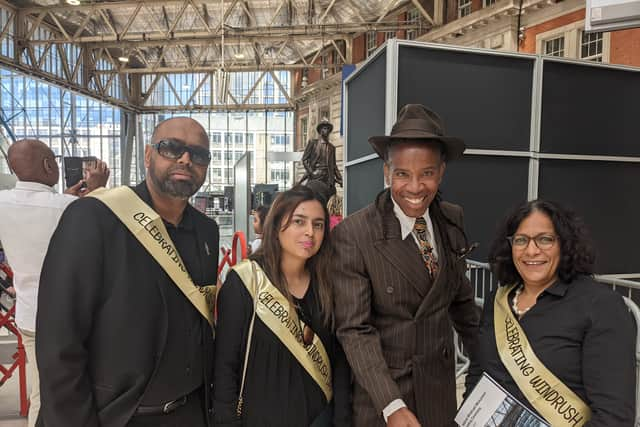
[14,181,56,193]
[390,194,430,240]
[542,279,569,297]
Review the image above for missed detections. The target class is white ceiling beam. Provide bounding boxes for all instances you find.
[376,0,402,23]
[410,0,435,25]
[268,0,288,26]
[269,70,293,106]
[35,22,418,46]
[119,3,143,39]
[318,0,338,24]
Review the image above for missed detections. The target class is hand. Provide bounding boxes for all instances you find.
[84,160,110,192]
[63,179,85,196]
[387,408,421,427]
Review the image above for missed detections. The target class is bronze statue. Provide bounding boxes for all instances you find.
[298,118,343,202]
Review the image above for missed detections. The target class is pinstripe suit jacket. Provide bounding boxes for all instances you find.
[333,189,479,427]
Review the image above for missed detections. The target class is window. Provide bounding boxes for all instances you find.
[458,0,472,17]
[321,52,330,79]
[319,107,330,124]
[224,151,233,161]
[211,133,221,145]
[299,116,308,151]
[212,151,222,162]
[271,169,290,181]
[483,0,496,6]
[384,31,396,41]
[544,36,565,57]
[235,150,244,158]
[581,31,603,62]
[535,22,609,64]
[366,31,377,58]
[246,133,254,146]
[406,8,420,40]
[271,135,288,145]
[234,133,243,145]
[212,168,222,178]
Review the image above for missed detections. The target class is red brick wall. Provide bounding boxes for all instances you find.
[471,0,483,14]
[353,34,366,63]
[446,0,457,24]
[610,28,640,67]
[520,9,585,53]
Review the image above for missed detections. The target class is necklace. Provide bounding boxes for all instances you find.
[512,285,533,317]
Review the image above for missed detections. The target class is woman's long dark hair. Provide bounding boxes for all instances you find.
[251,185,334,326]
[488,199,596,286]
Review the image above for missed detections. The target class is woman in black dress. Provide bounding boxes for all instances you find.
[213,185,351,427]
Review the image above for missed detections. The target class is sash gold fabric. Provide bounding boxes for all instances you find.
[233,260,333,401]
[90,186,215,327]
[494,284,591,427]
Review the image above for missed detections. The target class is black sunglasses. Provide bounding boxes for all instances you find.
[151,139,211,166]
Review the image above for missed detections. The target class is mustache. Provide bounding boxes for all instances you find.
[168,165,194,174]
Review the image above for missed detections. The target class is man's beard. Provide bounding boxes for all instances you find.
[149,162,202,200]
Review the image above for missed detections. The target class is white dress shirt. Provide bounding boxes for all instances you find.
[391,195,438,258]
[381,196,438,422]
[0,181,76,331]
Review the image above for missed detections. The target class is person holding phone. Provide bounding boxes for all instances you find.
[0,139,109,427]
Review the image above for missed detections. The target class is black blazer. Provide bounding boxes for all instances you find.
[35,182,219,427]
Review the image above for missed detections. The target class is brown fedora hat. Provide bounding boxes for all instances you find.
[369,104,465,161]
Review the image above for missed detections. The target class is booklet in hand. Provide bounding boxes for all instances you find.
[455,373,550,427]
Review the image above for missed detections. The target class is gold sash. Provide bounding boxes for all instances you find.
[90,186,215,327]
[494,284,591,427]
[233,260,333,401]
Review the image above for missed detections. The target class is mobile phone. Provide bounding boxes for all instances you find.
[64,156,97,188]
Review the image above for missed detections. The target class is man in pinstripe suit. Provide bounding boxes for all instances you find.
[333,104,479,427]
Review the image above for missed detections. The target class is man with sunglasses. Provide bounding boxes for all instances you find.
[0,139,109,427]
[35,117,219,427]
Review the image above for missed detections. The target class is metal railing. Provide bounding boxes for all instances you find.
[465,259,640,303]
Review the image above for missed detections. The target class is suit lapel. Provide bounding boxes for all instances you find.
[374,237,431,298]
[373,190,431,298]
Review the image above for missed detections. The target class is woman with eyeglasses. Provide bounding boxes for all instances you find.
[464,200,635,427]
[213,185,351,427]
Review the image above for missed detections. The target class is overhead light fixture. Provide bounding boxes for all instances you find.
[118,56,129,63]
[183,84,191,89]
[234,52,245,59]
[66,0,81,5]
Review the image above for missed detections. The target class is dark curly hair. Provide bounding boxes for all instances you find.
[488,200,595,286]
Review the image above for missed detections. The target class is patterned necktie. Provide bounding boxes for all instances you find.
[413,217,439,277]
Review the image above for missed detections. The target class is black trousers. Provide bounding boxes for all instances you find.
[127,390,207,427]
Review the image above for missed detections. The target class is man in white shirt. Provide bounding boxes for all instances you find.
[0,139,108,427]
[332,104,479,427]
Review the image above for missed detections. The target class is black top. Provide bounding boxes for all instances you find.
[141,206,205,404]
[213,266,352,427]
[465,275,636,426]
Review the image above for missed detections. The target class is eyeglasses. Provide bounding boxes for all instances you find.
[151,139,211,166]
[507,234,558,250]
